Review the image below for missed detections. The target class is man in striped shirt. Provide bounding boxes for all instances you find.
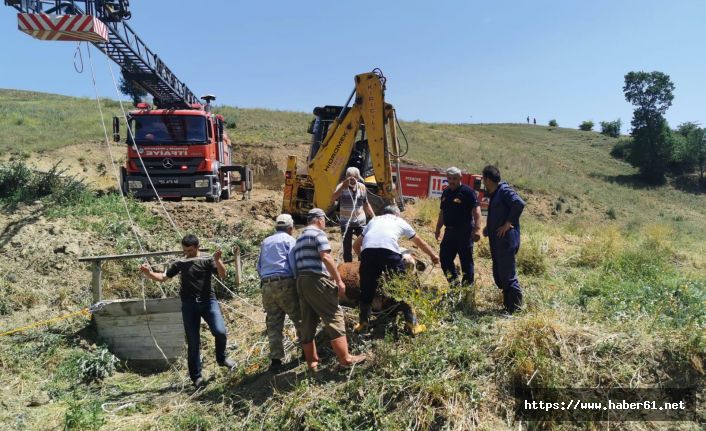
[332,167,374,262]
[291,208,365,371]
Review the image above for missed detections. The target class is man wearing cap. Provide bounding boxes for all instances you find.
[291,208,365,371]
[256,214,302,373]
[332,167,375,262]
[352,205,440,335]
[435,167,483,291]
[482,165,525,314]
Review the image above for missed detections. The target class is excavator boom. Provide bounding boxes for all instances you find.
[283,70,403,218]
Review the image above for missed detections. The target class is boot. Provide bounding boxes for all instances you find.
[301,341,319,371]
[354,302,372,334]
[403,312,426,336]
[405,321,427,336]
[330,336,365,367]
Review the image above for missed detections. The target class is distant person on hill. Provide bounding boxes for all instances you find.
[526,116,530,124]
[533,118,536,125]
[332,167,374,263]
[481,166,526,314]
[139,234,235,387]
[435,167,482,295]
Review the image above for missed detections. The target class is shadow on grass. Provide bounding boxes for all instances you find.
[673,175,705,195]
[196,356,360,407]
[589,172,662,190]
[0,205,44,249]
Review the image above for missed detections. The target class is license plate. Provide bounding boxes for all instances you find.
[158,179,179,185]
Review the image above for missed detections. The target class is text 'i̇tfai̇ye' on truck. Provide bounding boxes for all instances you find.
[282,69,407,220]
[5,0,252,202]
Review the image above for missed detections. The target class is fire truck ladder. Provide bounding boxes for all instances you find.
[5,0,199,108]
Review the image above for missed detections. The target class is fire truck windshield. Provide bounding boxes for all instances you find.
[129,115,208,145]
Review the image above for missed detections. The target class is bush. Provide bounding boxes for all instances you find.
[579,120,594,131]
[0,161,87,207]
[64,399,106,431]
[548,119,558,127]
[517,240,547,276]
[600,119,622,138]
[57,346,119,386]
[77,346,119,384]
[610,138,632,160]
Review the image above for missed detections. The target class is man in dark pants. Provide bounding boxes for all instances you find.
[481,166,526,314]
[435,167,482,290]
[332,167,375,262]
[140,234,235,387]
[353,205,440,335]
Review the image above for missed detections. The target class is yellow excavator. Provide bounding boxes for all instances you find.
[282,69,405,219]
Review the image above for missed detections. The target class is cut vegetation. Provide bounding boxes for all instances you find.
[0,89,704,430]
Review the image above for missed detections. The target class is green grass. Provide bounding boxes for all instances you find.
[0,89,704,430]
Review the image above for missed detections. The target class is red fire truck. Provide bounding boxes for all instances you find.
[395,165,489,212]
[6,0,252,202]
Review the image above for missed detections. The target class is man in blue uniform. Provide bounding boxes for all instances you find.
[481,165,525,314]
[435,167,482,290]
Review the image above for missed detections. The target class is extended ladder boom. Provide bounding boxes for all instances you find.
[5,0,199,108]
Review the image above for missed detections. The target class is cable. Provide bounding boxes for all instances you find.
[104,58,182,238]
[388,110,409,158]
[73,42,84,74]
[85,43,167,299]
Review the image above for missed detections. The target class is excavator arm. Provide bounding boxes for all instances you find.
[284,70,402,217]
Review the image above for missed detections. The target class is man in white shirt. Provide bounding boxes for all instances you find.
[352,205,440,335]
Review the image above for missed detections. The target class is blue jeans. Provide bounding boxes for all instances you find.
[440,228,474,286]
[181,297,227,381]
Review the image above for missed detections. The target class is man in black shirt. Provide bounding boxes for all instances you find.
[435,167,482,290]
[139,234,234,387]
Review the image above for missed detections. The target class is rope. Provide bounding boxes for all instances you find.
[104,58,182,238]
[0,308,90,337]
[86,44,174,363]
[85,44,167,298]
[73,42,84,74]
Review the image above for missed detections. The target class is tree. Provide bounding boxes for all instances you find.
[686,127,706,185]
[119,70,147,105]
[623,71,675,183]
[669,122,701,175]
[548,119,558,127]
[600,119,622,138]
[579,120,594,131]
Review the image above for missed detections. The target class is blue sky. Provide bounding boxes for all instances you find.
[1,0,705,131]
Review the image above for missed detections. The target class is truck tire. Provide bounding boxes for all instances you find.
[220,184,231,200]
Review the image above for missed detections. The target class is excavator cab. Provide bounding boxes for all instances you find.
[307,105,372,177]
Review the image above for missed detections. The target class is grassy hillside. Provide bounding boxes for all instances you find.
[0,89,704,430]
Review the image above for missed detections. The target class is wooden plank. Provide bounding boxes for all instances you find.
[105,337,185,349]
[91,261,102,303]
[233,246,242,287]
[96,324,184,338]
[111,346,184,360]
[79,249,208,262]
[94,313,182,328]
[93,298,182,316]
